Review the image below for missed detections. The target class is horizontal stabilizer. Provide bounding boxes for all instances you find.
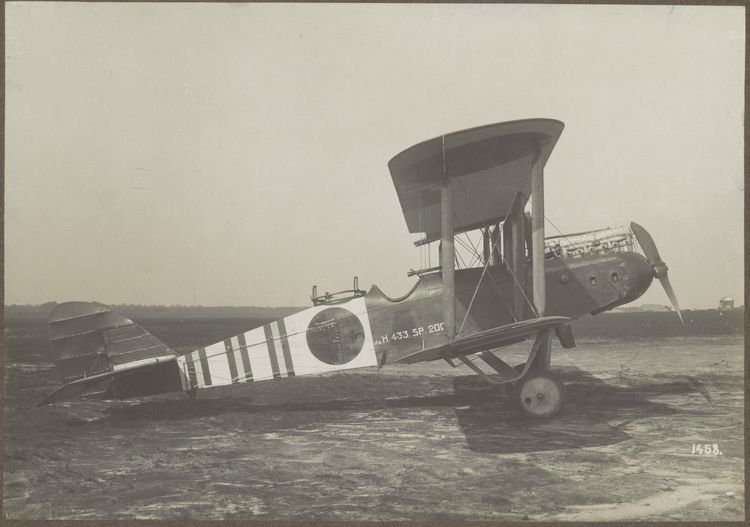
[38,355,182,406]
[37,370,115,406]
[395,316,570,364]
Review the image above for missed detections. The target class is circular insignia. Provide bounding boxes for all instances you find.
[306,307,365,365]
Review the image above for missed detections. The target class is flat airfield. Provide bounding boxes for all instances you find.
[4,316,745,521]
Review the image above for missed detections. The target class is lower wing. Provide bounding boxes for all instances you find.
[394,316,571,364]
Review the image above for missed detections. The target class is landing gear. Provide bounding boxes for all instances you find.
[504,363,528,396]
[469,331,566,418]
[513,370,564,418]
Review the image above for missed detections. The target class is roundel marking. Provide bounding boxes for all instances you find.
[306,307,365,365]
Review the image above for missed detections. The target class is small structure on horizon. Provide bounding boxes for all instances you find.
[719,296,734,310]
[640,304,671,312]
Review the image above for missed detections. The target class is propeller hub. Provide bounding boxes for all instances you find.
[652,261,668,279]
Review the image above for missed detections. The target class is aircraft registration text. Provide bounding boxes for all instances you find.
[375,322,445,345]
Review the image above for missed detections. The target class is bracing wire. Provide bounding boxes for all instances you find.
[458,195,522,333]
[504,258,539,318]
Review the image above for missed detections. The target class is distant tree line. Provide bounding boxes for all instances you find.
[4,303,303,320]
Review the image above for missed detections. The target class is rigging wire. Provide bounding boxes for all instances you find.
[503,258,539,318]
[463,232,482,268]
[484,266,517,323]
[457,196,520,333]
[462,231,481,265]
[496,192,539,319]
[455,247,468,270]
[474,222,517,324]
[455,235,478,258]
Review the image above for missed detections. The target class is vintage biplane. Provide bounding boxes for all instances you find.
[40,118,682,418]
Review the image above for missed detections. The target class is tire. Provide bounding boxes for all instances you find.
[514,370,564,419]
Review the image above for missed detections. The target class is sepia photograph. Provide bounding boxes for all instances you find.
[4,2,745,521]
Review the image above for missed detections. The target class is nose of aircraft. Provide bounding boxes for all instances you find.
[618,251,655,304]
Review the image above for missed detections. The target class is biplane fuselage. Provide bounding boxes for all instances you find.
[366,251,654,364]
[166,246,655,393]
[137,248,645,395]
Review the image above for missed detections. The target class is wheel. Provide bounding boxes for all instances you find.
[514,370,564,418]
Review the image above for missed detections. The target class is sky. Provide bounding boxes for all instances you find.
[5,3,745,309]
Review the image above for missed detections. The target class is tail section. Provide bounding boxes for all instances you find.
[40,302,184,405]
[41,297,379,404]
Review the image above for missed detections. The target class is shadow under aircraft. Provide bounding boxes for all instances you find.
[70,366,703,456]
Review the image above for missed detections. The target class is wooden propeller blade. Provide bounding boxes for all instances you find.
[658,272,685,326]
[631,222,684,326]
[630,221,663,267]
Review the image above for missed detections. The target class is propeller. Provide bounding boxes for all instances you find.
[630,222,684,326]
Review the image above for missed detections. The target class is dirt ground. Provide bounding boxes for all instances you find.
[3,317,745,521]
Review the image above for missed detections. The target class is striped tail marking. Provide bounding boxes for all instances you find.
[180,321,301,387]
[262,324,282,379]
[276,318,295,377]
[178,297,375,390]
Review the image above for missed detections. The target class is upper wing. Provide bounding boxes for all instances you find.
[388,118,564,241]
[394,316,570,364]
